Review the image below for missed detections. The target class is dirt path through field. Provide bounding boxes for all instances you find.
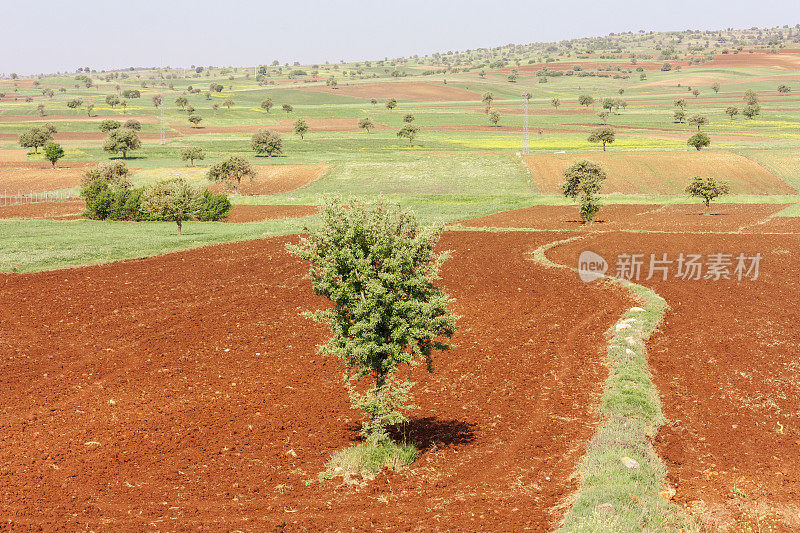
[0,231,631,530]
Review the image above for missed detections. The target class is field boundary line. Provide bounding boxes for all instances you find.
[531,235,695,532]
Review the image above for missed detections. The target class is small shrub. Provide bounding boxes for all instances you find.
[197,189,232,221]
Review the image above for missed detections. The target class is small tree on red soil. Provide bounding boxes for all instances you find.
[286,198,456,450]
[206,155,256,191]
[562,160,606,223]
[358,117,374,133]
[685,176,730,209]
[141,177,201,235]
[43,141,64,168]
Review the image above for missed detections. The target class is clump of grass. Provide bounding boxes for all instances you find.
[320,441,417,480]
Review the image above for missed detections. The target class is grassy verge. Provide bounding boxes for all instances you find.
[532,237,694,532]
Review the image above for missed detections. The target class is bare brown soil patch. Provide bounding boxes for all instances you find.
[174,118,388,135]
[523,151,795,195]
[0,199,83,219]
[0,162,93,192]
[548,231,800,531]
[208,164,328,195]
[0,132,178,142]
[223,204,317,222]
[0,115,158,124]
[299,81,482,102]
[0,232,631,530]
[0,150,30,162]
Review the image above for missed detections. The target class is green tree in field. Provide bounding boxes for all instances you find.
[180,146,205,166]
[673,110,686,123]
[674,98,686,110]
[124,119,141,131]
[99,119,121,132]
[598,110,610,124]
[294,118,309,140]
[358,117,375,133]
[685,176,730,208]
[212,103,219,115]
[385,98,397,111]
[602,97,615,112]
[251,129,283,156]
[175,95,189,109]
[370,98,378,105]
[725,106,739,120]
[688,114,708,130]
[489,109,501,126]
[206,155,256,191]
[551,97,560,108]
[43,141,65,168]
[711,82,721,93]
[403,113,415,123]
[579,94,594,107]
[152,94,162,107]
[778,84,791,94]
[687,132,711,150]
[562,160,606,223]
[692,88,700,98]
[482,92,494,113]
[66,98,83,109]
[286,198,456,448]
[281,103,293,115]
[105,94,121,108]
[37,103,46,117]
[742,103,761,119]
[141,177,200,235]
[397,123,420,147]
[744,89,759,105]
[18,125,55,154]
[260,98,273,112]
[86,104,95,117]
[103,128,141,160]
[188,114,203,128]
[588,126,615,151]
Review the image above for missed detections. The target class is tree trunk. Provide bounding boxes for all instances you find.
[602,141,606,151]
[177,219,182,235]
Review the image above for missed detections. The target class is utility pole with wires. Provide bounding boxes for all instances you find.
[159,96,165,145]
[522,92,530,154]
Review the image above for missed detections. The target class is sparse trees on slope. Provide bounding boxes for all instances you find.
[588,126,615,151]
[687,132,711,150]
[251,129,283,156]
[688,114,708,131]
[397,123,419,147]
[686,176,730,208]
[180,146,205,166]
[43,141,65,168]
[358,117,375,133]
[206,155,256,191]
[103,128,141,160]
[294,118,309,139]
[489,109,501,126]
[725,106,739,120]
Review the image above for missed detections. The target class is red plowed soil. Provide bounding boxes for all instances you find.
[457,203,789,233]
[0,199,83,219]
[547,232,800,531]
[0,231,631,530]
[208,164,328,196]
[224,204,317,222]
[0,132,179,142]
[0,162,93,192]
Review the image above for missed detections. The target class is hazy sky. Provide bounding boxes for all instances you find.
[3,0,800,75]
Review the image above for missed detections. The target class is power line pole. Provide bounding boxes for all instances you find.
[522,92,530,154]
[160,96,165,145]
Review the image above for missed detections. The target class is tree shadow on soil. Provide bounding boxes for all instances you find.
[390,417,477,451]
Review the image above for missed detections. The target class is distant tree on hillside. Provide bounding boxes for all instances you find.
[562,160,606,223]
[122,119,140,131]
[188,114,203,127]
[482,92,494,113]
[688,114,708,130]
[673,110,686,123]
[744,89,759,105]
[687,132,711,150]
[686,176,730,208]
[206,155,256,191]
[180,146,205,166]
[403,113,415,123]
[358,117,375,133]
[260,98,273,112]
[105,94,121,108]
[691,88,700,98]
[86,104,95,117]
[778,84,792,94]
[99,119,121,132]
[251,129,283,156]
[551,97,560,108]
[489,109,501,126]
[579,94,594,107]
[725,106,739,120]
[175,96,188,109]
[152,94,162,107]
[281,103,293,115]
[711,82,721,93]
[66,98,83,109]
[370,98,378,105]
[294,118,309,140]
[386,98,398,111]
[37,104,46,117]
[397,123,420,147]
[742,103,761,119]
[18,125,55,154]
[598,110,610,124]
[212,103,219,115]
[588,126,615,151]
[43,141,65,168]
[674,98,687,110]
[103,128,141,160]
